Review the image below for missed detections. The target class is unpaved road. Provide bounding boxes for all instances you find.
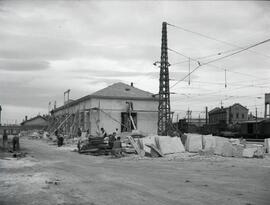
[0,138,270,205]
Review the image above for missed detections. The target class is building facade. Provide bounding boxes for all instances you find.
[51,82,159,136]
[21,115,49,130]
[209,103,248,125]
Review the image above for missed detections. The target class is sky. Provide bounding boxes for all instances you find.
[0,0,270,124]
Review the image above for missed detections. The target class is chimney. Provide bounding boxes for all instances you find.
[130,82,134,87]
[25,115,28,121]
[54,101,57,109]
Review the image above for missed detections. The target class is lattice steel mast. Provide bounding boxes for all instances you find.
[158,22,171,135]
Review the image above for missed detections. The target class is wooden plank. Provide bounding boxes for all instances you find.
[127,136,145,157]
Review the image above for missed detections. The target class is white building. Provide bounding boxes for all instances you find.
[51,82,159,135]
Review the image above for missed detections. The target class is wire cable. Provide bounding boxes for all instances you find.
[167,22,270,59]
[170,38,270,89]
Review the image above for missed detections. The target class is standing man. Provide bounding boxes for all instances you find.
[111,137,123,157]
[12,134,20,152]
[77,127,82,138]
[108,132,116,149]
[2,129,8,150]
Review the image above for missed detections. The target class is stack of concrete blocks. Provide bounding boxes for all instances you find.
[155,136,185,155]
[185,134,203,153]
[265,138,270,153]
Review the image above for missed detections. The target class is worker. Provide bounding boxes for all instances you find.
[55,130,63,147]
[111,136,122,157]
[108,132,116,149]
[2,129,8,150]
[100,127,107,138]
[77,127,82,138]
[12,134,20,152]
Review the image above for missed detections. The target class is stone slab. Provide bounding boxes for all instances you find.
[156,136,185,155]
[185,134,203,153]
[214,137,229,155]
[232,144,244,158]
[202,135,216,150]
[139,135,157,154]
[242,148,257,158]
[220,141,234,157]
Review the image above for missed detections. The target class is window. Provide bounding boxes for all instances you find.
[236,113,239,119]
[242,114,244,119]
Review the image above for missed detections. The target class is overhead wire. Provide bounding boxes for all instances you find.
[167,22,270,60]
[169,38,270,89]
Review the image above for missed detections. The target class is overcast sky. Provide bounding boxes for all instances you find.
[0,0,270,124]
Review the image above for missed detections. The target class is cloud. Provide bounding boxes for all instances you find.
[0,59,49,71]
[0,0,269,122]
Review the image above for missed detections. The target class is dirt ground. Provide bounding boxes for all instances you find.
[0,137,270,205]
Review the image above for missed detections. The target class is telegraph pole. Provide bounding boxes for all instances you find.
[158,22,171,135]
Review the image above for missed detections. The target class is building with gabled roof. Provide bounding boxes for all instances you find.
[21,115,48,129]
[209,103,249,125]
[51,82,159,136]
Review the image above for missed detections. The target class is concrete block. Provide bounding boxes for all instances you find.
[139,135,157,153]
[221,142,234,157]
[214,137,229,155]
[185,134,203,153]
[264,138,270,153]
[232,144,244,158]
[242,148,257,158]
[156,136,185,155]
[254,145,265,158]
[202,135,216,150]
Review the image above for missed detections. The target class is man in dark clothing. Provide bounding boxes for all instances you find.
[111,137,122,157]
[12,135,20,151]
[108,132,116,149]
[2,129,8,150]
[55,130,63,147]
[77,128,82,138]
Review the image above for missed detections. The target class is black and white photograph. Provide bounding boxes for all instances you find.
[0,0,270,204]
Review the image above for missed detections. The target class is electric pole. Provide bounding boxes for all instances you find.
[158,22,171,135]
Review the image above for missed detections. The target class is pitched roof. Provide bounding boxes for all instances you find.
[230,103,248,110]
[21,115,48,125]
[91,82,155,99]
[52,82,158,113]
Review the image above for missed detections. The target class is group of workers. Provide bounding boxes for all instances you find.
[2,129,20,152]
[76,127,123,157]
[101,128,123,157]
[51,126,123,157]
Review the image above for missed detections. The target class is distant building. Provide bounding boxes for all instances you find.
[21,115,48,129]
[209,103,248,125]
[240,118,270,139]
